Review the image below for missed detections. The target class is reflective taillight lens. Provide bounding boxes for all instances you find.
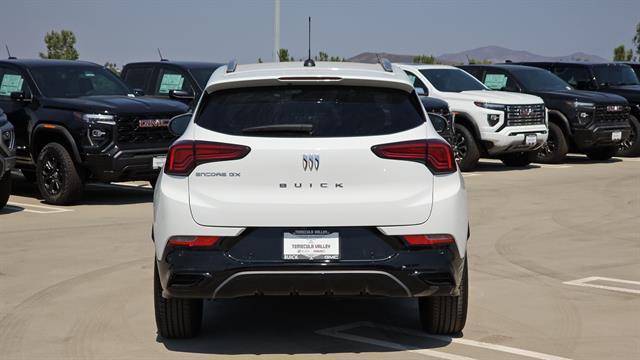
[164,141,250,176]
[168,236,221,247]
[371,139,456,174]
[402,234,455,247]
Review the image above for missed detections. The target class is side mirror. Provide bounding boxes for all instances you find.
[168,113,192,137]
[169,89,195,101]
[10,91,32,102]
[415,87,426,96]
[429,113,448,133]
[132,88,145,96]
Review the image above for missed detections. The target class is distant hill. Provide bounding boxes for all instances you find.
[348,46,608,64]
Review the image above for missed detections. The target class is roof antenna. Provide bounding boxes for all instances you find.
[158,48,167,62]
[6,45,16,60]
[465,54,471,65]
[303,16,315,67]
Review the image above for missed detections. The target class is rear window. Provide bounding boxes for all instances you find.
[195,85,425,137]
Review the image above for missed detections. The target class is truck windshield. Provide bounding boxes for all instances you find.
[592,65,639,87]
[419,69,487,92]
[30,66,131,98]
[513,68,572,91]
[190,67,221,88]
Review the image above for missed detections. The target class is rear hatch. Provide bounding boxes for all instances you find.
[187,85,434,227]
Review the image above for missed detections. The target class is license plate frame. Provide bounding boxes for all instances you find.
[525,134,537,146]
[283,231,340,261]
[152,156,166,169]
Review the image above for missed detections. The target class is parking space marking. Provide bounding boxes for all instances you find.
[563,276,640,295]
[537,164,572,169]
[462,173,480,177]
[6,202,73,214]
[317,322,573,360]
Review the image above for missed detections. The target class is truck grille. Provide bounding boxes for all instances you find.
[505,104,545,126]
[116,115,177,148]
[594,105,630,124]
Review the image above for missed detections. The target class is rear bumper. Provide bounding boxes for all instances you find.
[156,246,464,299]
[573,124,631,150]
[84,147,168,182]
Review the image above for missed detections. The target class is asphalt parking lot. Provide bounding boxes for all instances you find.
[0,156,638,360]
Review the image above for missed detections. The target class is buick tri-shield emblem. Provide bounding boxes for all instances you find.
[303,154,320,171]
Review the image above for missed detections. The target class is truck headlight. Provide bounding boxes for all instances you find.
[572,101,595,126]
[74,113,115,147]
[474,102,505,111]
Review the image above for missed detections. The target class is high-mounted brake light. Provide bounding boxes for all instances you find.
[371,139,456,174]
[402,234,455,247]
[168,236,221,247]
[164,141,250,176]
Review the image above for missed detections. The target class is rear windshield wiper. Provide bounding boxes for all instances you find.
[241,124,314,134]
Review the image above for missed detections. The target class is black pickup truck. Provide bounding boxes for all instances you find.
[121,61,223,109]
[460,64,631,162]
[0,107,15,208]
[515,62,640,157]
[0,59,189,204]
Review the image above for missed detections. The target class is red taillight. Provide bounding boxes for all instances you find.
[168,236,221,247]
[402,234,455,247]
[164,141,250,176]
[371,139,456,174]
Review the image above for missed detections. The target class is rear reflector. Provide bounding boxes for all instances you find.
[402,234,455,246]
[165,141,250,176]
[168,236,221,247]
[371,139,456,174]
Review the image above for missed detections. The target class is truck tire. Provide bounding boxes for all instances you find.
[419,259,468,334]
[0,173,10,209]
[499,152,534,167]
[535,122,568,164]
[35,143,84,205]
[454,124,480,172]
[617,115,640,157]
[154,263,203,339]
[586,146,618,161]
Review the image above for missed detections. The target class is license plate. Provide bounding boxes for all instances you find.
[525,134,537,146]
[612,131,622,141]
[283,231,340,260]
[152,156,166,169]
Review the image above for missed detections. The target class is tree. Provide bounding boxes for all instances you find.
[104,62,119,75]
[278,48,291,62]
[413,54,437,64]
[39,30,79,60]
[318,51,329,61]
[257,57,263,63]
[468,58,492,64]
[613,45,633,61]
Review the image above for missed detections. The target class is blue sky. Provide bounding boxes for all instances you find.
[0,0,638,66]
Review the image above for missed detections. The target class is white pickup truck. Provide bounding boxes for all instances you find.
[399,64,548,171]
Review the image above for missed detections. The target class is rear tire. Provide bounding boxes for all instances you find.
[0,173,10,209]
[616,115,640,157]
[454,124,480,172]
[154,263,203,339]
[499,152,534,167]
[419,259,468,334]
[586,146,618,161]
[535,122,568,164]
[35,143,84,205]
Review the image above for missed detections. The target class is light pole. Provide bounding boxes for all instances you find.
[274,0,280,62]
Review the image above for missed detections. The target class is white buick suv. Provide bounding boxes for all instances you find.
[399,64,548,171]
[153,60,470,338]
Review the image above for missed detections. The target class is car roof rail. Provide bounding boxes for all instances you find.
[379,57,393,72]
[226,59,238,73]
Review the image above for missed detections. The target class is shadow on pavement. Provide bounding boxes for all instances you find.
[9,172,153,206]
[160,297,454,355]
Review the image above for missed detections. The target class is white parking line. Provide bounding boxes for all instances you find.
[563,276,640,295]
[537,164,572,169]
[317,322,573,360]
[6,202,73,214]
[462,173,480,177]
